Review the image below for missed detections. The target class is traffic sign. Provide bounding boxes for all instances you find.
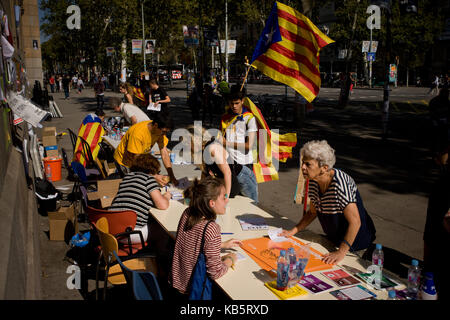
[367,52,376,61]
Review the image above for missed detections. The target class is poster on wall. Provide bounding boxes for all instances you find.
[145,40,155,54]
[131,39,142,54]
[182,25,199,46]
[106,47,115,56]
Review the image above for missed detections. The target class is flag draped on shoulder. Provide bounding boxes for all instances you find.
[221,97,297,183]
[250,1,334,102]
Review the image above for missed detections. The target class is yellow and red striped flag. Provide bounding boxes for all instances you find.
[250,1,334,102]
[221,97,297,183]
[72,116,105,167]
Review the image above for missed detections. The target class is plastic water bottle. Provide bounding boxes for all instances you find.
[372,244,384,270]
[276,250,289,291]
[420,272,437,300]
[387,290,397,300]
[407,259,421,299]
[288,247,296,272]
[46,164,52,180]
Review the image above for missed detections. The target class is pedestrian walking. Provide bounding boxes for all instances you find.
[77,78,84,94]
[49,75,55,93]
[57,75,62,93]
[429,75,440,95]
[62,74,71,99]
[93,78,105,111]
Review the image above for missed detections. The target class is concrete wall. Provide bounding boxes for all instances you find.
[0,0,42,299]
[0,123,42,299]
[21,0,44,86]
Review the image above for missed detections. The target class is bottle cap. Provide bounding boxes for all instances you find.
[388,290,396,299]
[375,244,382,250]
[411,259,418,266]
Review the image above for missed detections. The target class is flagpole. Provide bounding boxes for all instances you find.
[240,58,251,92]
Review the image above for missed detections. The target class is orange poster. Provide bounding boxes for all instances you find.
[240,237,333,273]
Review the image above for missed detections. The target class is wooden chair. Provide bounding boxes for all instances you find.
[94,217,158,300]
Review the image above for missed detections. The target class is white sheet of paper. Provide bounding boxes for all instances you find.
[147,102,161,111]
[268,228,288,242]
[236,252,247,261]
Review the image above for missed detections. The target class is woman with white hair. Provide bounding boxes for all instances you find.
[280,140,376,264]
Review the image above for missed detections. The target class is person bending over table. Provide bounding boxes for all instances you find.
[280,140,376,264]
[109,97,150,125]
[109,153,172,244]
[185,125,241,199]
[113,112,178,186]
[170,177,241,298]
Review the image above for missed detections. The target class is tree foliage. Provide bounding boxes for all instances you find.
[40,0,445,79]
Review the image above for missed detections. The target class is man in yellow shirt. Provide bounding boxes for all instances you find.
[114,112,178,186]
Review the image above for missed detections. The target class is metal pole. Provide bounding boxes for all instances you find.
[369,27,372,88]
[225,0,229,82]
[141,1,146,72]
[382,8,391,140]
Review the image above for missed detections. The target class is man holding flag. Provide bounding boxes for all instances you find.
[221,85,259,203]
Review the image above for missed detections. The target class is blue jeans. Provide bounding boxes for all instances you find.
[64,87,69,98]
[237,165,258,203]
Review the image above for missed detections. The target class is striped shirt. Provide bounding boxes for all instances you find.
[309,169,357,215]
[170,208,228,294]
[109,172,160,227]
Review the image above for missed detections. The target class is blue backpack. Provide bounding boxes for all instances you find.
[188,221,213,300]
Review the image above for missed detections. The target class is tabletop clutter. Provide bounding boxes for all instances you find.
[36,117,438,301]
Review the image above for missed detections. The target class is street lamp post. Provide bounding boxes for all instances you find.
[225,0,229,82]
[141,0,146,72]
[382,7,392,140]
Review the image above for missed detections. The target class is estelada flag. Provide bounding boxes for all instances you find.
[250,1,334,102]
[220,97,297,183]
[72,116,105,167]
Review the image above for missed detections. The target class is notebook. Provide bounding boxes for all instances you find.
[354,272,400,290]
[322,269,360,287]
[238,216,268,231]
[329,285,377,300]
[299,274,334,294]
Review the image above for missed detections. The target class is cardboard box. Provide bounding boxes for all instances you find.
[48,204,78,241]
[103,160,116,176]
[45,145,59,158]
[42,127,57,146]
[42,127,58,156]
[87,179,122,208]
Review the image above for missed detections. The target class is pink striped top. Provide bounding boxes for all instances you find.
[170,208,229,294]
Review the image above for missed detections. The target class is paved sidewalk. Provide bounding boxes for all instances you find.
[37,83,436,299]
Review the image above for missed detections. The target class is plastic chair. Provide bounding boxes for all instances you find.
[113,251,163,300]
[67,128,78,152]
[87,205,147,255]
[94,217,158,300]
[79,136,107,179]
[61,148,75,181]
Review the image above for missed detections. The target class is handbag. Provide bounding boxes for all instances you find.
[188,220,213,300]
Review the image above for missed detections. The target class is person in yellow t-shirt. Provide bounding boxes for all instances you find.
[114,112,178,186]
